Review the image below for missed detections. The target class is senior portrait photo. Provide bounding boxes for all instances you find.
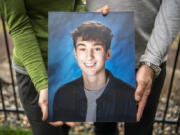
[48,12,136,122]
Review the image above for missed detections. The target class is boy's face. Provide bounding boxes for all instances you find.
[74,37,111,76]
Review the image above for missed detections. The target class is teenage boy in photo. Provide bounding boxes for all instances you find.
[53,21,136,122]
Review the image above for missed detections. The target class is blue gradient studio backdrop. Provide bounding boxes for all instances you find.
[48,12,136,121]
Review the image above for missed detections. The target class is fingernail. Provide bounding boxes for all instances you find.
[137,117,140,122]
[103,10,108,15]
[136,95,141,101]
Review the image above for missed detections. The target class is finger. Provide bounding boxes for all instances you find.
[96,5,110,15]
[103,5,110,10]
[49,121,63,127]
[136,88,150,121]
[102,9,109,15]
[102,5,110,15]
[41,104,48,121]
[65,122,76,127]
[135,80,146,102]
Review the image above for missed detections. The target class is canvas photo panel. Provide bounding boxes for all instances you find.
[48,12,136,122]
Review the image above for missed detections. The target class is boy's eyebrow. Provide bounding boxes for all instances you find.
[76,43,85,47]
[76,43,104,47]
[94,43,104,46]
[93,41,105,47]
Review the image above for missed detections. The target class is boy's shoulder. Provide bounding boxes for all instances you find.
[55,77,83,97]
[112,76,135,91]
[107,70,135,93]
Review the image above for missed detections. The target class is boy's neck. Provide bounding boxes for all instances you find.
[83,70,109,90]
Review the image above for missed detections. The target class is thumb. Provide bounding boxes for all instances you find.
[49,121,64,127]
[41,104,48,121]
[65,122,76,127]
[135,81,146,102]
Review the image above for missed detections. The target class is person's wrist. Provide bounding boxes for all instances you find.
[139,61,161,78]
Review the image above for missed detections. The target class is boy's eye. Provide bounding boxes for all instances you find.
[79,48,86,51]
[95,47,102,51]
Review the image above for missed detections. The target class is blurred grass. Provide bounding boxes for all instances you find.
[70,133,94,135]
[0,125,94,135]
[0,126,32,135]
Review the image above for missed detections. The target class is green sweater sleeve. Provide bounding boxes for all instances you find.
[0,0,86,92]
[0,0,48,92]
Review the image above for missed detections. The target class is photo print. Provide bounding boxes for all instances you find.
[48,12,136,122]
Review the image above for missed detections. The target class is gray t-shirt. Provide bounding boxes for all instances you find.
[84,82,108,122]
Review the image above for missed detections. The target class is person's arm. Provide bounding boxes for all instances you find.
[0,0,48,92]
[0,0,48,121]
[136,0,180,121]
[140,0,180,66]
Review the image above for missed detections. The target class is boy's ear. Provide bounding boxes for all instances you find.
[106,48,111,60]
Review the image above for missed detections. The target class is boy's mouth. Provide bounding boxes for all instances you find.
[84,62,96,68]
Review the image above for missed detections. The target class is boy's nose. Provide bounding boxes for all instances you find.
[87,49,94,60]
